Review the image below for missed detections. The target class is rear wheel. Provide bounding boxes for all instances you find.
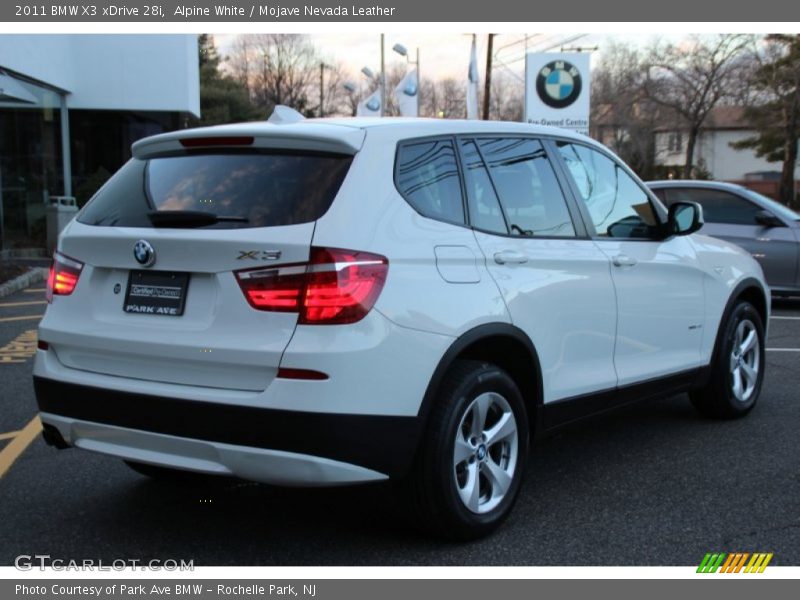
[690,300,765,418]
[405,360,529,540]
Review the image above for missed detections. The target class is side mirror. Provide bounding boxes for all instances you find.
[755,210,784,228]
[668,201,704,236]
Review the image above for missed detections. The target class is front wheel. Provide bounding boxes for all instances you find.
[405,360,530,540]
[690,300,765,419]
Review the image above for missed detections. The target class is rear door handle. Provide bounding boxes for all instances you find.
[612,254,637,267]
[494,250,528,265]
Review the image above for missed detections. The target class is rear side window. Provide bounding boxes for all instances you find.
[477,137,576,238]
[78,152,353,229]
[395,139,465,225]
[663,188,761,225]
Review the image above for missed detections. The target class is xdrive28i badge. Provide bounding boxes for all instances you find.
[133,240,156,268]
[536,60,583,109]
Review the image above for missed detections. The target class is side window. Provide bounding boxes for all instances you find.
[395,139,465,225]
[557,141,659,239]
[668,188,761,225]
[460,140,507,234]
[477,137,576,238]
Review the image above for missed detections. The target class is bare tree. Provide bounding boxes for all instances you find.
[644,34,750,178]
[318,61,351,117]
[489,72,524,121]
[591,42,658,178]
[420,77,466,118]
[227,34,320,117]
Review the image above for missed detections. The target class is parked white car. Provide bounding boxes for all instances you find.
[35,115,769,540]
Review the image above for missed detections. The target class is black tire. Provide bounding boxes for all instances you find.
[690,300,765,419]
[404,359,530,541]
[124,460,229,486]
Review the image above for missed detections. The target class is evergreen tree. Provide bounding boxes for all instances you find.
[734,35,800,206]
[194,34,258,126]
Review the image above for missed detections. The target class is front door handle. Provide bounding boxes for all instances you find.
[494,250,528,265]
[612,254,637,267]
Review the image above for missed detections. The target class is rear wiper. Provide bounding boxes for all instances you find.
[147,210,249,228]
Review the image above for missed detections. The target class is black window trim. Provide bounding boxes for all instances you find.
[393,132,591,241]
[456,133,588,240]
[548,138,669,243]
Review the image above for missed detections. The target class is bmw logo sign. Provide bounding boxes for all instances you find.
[133,240,156,268]
[536,60,583,109]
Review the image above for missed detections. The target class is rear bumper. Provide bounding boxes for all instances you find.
[34,377,421,482]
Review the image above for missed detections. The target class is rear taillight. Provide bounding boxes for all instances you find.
[235,247,388,325]
[46,251,84,302]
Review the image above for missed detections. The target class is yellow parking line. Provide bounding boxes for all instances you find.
[0,301,47,308]
[0,431,20,441]
[0,315,43,323]
[0,416,42,479]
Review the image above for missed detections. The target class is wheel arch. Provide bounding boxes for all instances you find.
[699,277,769,388]
[417,323,544,437]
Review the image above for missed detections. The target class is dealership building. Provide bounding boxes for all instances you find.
[0,34,200,250]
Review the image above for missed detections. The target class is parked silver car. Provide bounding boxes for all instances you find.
[648,180,800,296]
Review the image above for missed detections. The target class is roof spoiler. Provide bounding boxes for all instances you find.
[268,105,306,125]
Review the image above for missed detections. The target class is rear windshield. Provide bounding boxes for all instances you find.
[77,151,353,229]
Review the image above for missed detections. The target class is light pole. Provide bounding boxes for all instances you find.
[392,42,420,112]
[380,34,385,117]
[483,33,495,120]
[318,62,331,117]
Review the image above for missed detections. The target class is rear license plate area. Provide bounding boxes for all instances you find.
[124,270,190,317]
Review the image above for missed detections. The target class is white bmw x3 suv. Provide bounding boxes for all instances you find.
[35,115,769,539]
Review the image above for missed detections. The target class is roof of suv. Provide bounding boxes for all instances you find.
[132,117,596,159]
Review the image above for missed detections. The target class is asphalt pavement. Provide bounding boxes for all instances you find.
[0,284,798,566]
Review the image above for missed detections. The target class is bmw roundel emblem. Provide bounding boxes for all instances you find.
[133,240,156,268]
[536,60,583,109]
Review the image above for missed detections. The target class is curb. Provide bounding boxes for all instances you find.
[0,267,49,299]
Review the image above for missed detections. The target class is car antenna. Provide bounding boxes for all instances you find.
[267,105,306,125]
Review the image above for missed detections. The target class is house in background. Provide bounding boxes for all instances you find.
[592,103,799,201]
[653,105,799,193]
[0,35,199,250]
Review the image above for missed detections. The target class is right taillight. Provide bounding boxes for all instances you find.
[46,251,84,303]
[235,247,388,325]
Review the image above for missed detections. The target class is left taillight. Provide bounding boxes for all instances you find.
[46,251,84,303]
[235,247,389,325]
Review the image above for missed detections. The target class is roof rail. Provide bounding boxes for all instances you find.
[268,105,306,125]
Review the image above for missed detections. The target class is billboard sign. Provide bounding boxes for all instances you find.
[525,53,590,135]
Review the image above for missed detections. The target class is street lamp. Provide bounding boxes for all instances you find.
[361,66,377,81]
[392,42,420,110]
[342,81,359,117]
[358,67,383,115]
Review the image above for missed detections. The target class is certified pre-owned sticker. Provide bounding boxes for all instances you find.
[129,285,182,300]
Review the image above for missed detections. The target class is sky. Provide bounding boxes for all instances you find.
[212,32,672,83]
